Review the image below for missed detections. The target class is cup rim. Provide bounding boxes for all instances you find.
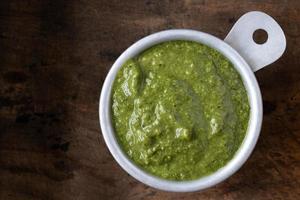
[99,29,263,192]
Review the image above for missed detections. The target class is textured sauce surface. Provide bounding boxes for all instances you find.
[112,41,250,180]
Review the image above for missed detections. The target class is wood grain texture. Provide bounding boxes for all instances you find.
[0,0,299,199]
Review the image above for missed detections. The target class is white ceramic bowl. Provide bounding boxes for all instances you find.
[99,11,286,192]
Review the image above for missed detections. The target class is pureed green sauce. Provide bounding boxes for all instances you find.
[111,41,250,180]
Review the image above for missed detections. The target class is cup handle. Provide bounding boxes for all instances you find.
[224,11,286,72]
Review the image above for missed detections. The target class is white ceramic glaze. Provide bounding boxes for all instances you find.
[224,11,286,71]
[99,11,286,192]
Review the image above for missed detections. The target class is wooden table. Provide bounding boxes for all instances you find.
[0,1,299,199]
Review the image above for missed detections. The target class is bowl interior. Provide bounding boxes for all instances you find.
[99,29,263,192]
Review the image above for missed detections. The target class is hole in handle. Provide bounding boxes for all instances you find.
[253,29,268,44]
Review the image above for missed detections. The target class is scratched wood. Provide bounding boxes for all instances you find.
[0,0,299,199]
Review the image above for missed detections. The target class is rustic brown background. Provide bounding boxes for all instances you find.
[0,0,299,199]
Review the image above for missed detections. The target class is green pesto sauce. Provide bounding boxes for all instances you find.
[111,41,250,180]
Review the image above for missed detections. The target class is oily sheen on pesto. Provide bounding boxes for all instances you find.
[111,41,250,180]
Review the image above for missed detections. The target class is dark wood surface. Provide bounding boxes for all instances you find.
[0,0,299,199]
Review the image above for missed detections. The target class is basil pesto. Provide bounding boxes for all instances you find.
[111,41,250,180]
